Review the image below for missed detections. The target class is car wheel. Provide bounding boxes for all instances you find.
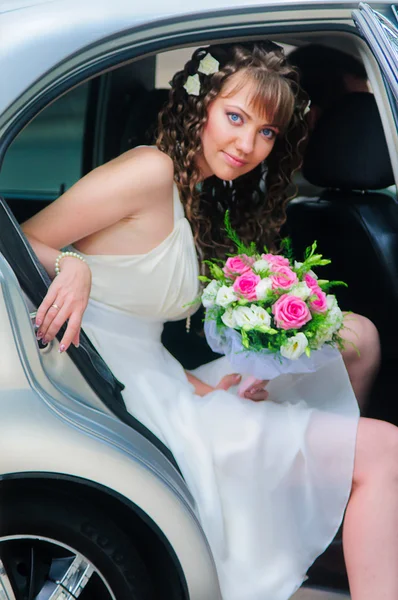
[0,489,154,600]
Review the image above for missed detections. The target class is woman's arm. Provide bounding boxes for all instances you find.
[23,147,174,252]
[23,147,174,350]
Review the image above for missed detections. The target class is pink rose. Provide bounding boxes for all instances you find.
[304,273,319,291]
[233,272,261,300]
[262,253,290,269]
[309,289,328,313]
[270,266,298,290]
[223,254,255,279]
[272,294,312,330]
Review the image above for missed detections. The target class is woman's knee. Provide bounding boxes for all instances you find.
[352,418,398,489]
[341,313,380,365]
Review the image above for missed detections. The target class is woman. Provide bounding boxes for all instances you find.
[23,42,396,600]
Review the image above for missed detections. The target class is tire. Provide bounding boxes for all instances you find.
[0,489,154,600]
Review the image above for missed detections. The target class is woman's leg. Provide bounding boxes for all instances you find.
[340,313,381,413]
[343,417,398,599]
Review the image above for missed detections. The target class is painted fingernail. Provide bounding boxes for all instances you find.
[42,337,49,345]
[36,318,42,327]
[73,342,80,348]
[36,331,43,340]
[58,344,66,353]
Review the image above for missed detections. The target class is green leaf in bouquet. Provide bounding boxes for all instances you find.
[224,210,257,256]
[237,298,249,306]
[210,258,228,264]
[182,294,202,308]
[304,240,318,260]
[249,241,257,255]
[305,255,331,267]
[256,325,278,335]
[198,275,212,283]
[320,280,348,291]
[203,261,225,280]
[241,329,250,349]
[305,346,311,357]
[279,237,295,262]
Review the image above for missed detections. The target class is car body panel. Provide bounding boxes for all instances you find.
[0,250,222,598]
[0,0,394,118]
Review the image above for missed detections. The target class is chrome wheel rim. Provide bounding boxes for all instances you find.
[0,536,117,600]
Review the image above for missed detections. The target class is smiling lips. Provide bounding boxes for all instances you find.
[222,151,248,168]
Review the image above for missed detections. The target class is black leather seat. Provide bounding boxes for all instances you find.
[285,92,398,358]
[119,88,170,152]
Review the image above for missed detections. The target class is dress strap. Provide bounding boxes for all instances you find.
[173,183,185,223]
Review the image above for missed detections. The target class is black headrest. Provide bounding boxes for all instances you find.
[120,88,170,153]
[302,92,394,190]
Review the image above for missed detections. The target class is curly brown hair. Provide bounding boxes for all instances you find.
[156,41,309,264]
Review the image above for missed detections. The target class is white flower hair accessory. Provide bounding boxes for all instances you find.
[183,52,220,96]
[183,73,201,96]
[197,53,220,76]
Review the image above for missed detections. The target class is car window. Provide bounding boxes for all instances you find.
[0,83,89,201]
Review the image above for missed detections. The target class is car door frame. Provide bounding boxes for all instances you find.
[353,3,398,107]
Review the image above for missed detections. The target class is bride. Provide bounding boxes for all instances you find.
[22,41,397,600]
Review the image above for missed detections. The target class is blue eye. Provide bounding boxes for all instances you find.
[227,112,242,124]
[261,128,276,140]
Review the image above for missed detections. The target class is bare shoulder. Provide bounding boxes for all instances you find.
[109,146,174,192]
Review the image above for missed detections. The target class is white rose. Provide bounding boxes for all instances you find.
[314,325,335,349]
[288,282,312,301]
[325,295,343,332]
[202,280,221,308]
[280,332,308,360]
[253,259,270,275]
[221,307,237,329]
[233,306,258,330]
[215,285,238,308]
[197,53,220,75]
[183,73,201,96]
[326,294,337,310]
[308,269,318,279]
[250,304,271,328]
[255,277,272,300]
[328,309,344,333]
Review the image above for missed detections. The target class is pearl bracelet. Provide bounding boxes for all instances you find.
[54,251,87,276]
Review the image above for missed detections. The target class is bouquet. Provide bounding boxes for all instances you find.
[200,213,348,381]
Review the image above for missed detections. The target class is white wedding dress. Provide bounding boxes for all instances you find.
[80,183,359,600]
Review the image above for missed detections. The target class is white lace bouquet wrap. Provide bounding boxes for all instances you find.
[200,213,348,381]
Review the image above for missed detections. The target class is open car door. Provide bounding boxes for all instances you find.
[352,2,398,104]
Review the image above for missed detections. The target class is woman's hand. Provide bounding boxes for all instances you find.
[186,372,269,401]
[35,257,92,351]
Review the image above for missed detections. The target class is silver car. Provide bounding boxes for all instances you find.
[0,1,397,599]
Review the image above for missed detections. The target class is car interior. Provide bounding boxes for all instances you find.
[0,30,397,593]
